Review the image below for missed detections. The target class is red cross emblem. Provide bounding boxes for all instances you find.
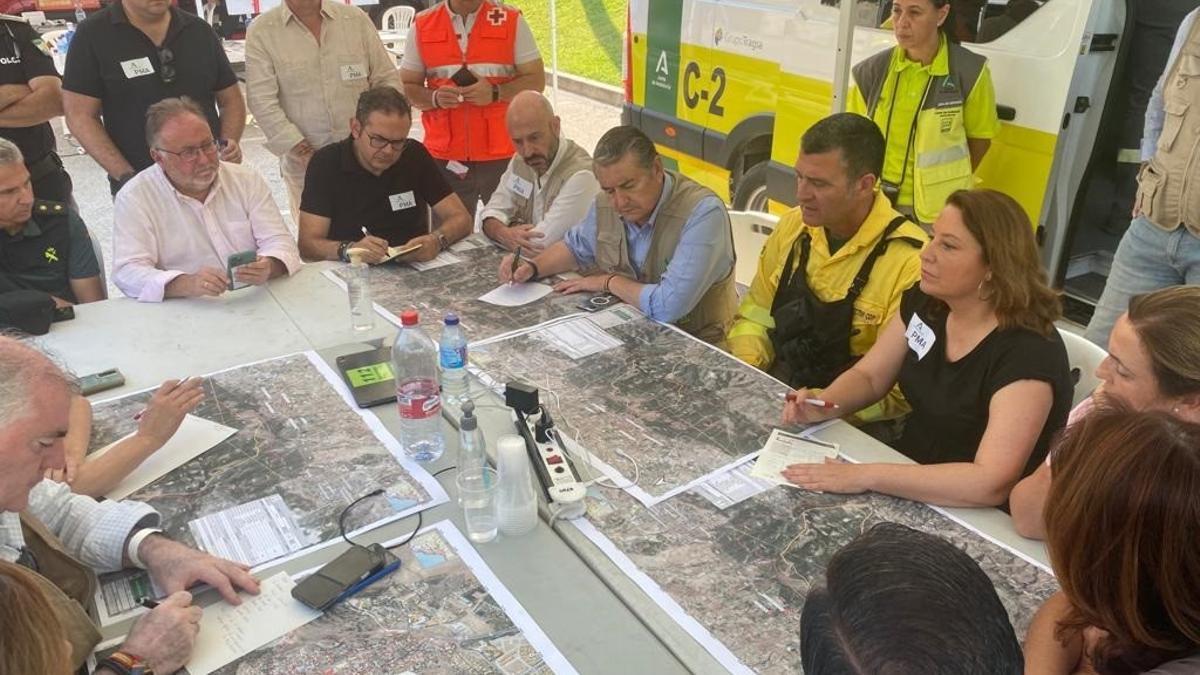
[487,7,506,26]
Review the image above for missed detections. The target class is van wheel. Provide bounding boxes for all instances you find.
[732,162,769,212]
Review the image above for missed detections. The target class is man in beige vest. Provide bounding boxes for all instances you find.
[1086,7,1200,349]
[498,125,737,346]
[479,91,599,252]
[0,337,260,674]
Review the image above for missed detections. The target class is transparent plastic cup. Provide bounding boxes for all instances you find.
[346,261,374,332]
[456,467,498,543]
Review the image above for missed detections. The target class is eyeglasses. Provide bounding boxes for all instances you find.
[156,139,220,162]
[159,47,175,85]
[364,132,408,152]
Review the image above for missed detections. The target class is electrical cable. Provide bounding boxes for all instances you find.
[338,488,385,549]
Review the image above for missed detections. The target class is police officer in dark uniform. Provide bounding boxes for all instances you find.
[0,14,73,204]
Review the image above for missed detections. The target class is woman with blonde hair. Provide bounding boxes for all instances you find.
[0,561,73,675]
[1024,407,1200,673]
[1010,285,1200,538]
[781,189,1073,507]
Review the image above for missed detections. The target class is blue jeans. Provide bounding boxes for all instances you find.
[1085,216,1200,349]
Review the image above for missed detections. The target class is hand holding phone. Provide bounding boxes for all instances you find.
[226,250,258,290]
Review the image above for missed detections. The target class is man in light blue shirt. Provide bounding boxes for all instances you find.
[499,125,737,346]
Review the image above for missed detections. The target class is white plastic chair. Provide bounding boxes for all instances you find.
[729,210,778,289]
[380,6,414,56]
[382,5,416,31]
[1057,328,1108,406]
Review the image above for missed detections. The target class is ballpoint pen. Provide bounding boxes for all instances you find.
[510,246,522,284]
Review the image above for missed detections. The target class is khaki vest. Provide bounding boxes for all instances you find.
[507,138,594,225]
[1138,16,1200,236]
[854,42,986,224]
[19,513,102,670]
[593,172,737,346]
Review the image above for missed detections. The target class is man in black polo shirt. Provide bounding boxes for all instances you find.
[0,14,73,203]
[298,86,472,264]
[0,139,104,306]
[61,0,245,195]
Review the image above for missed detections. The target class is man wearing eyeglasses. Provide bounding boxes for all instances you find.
[61,0,245,197]
[111,97,301,302]
[298,86,472,264]
[245,0,401,225]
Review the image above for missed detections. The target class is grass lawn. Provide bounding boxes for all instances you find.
[511,0,624,86]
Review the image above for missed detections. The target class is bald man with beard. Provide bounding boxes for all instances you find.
[479,91,600,253]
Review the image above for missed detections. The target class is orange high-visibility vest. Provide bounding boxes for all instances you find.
[415,1,519,162]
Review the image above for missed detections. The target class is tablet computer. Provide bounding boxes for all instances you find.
[335,347,396,408]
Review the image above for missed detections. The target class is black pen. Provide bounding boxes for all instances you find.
[510,246,522,284]
[140,599,159,610]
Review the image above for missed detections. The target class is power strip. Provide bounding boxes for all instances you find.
[514,409,587,518]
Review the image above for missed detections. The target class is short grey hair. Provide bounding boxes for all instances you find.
[144,97,208,149]
[593,125,658,170]
[0,138,24,168]
[0,335,78,427]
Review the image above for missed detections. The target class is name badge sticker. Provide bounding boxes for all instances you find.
[120,57,155,79]
[340,63,367,81]
[389,191,417,211]
[509,174,533,199]
[905,314,936,361]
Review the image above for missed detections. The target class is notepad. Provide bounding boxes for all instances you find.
[749,429,839,484]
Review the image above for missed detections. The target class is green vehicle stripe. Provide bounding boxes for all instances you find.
[643,0,683,116]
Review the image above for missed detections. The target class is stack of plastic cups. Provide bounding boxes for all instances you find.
[494,435,538,536]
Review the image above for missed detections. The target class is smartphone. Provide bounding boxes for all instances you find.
[79,368,125,396]
[450,66,478,87]
[226,250,257,290]
[291,544,397,611]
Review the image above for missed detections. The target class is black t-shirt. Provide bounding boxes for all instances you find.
[62,2,237,171]
[300,137,454,246]
[895,286,1072,477]
[0,18,59,161]
[0,202,100,303]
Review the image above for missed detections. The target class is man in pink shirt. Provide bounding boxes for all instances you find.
[112,97,301,302]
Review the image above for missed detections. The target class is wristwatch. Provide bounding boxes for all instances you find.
[491,83,500,103]
[97,650,153,675]
[337,241,353,263]
[435,231,449,252]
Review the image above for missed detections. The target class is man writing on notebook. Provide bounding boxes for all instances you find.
[298,87,472,264]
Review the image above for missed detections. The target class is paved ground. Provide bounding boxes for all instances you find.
[59,86,621,297]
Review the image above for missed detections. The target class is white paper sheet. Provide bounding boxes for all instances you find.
[749,429,839,484]
[185,572,322,675]
[691,455,776,509]
[478,282,553,307]
[88,414,237,501]
[188,494,315,566]
[534,317,623,359]
[407,251,463,271]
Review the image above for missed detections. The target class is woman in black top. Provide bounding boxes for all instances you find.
[781,189,1072,507]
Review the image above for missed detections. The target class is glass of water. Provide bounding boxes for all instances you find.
[456,467,498,543]
[345,260,374,332]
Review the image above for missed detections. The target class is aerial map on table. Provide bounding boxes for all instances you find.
[87,351,447,621]
[573,474,1059,674]
[469,306,793,506]
[323,236,584,341]
[211,520,578,675]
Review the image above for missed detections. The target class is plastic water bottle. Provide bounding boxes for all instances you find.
[73,0,86,23]
[346,254,373,332]
[392,310,444,462]
[438,313,468,401]
[458,400,487,476]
